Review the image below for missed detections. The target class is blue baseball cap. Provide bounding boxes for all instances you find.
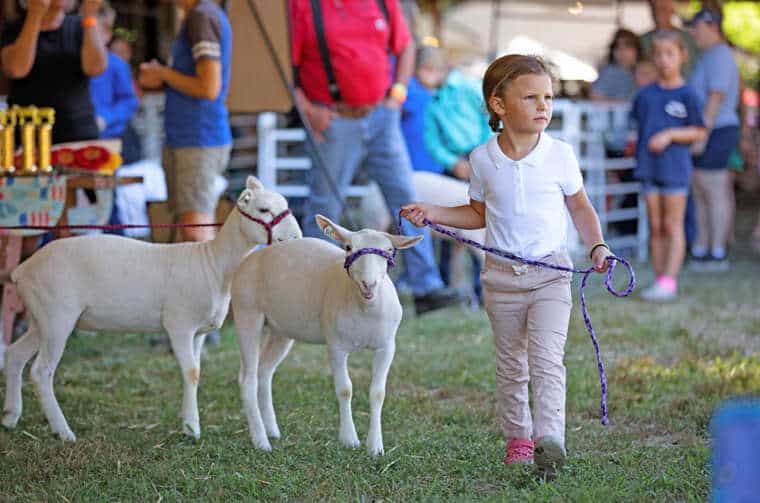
[685,9,723,28]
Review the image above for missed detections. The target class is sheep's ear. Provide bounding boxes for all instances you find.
[246,175,264,191]
[237,189,253,208]
[316,214,352,243]
[384,233,423,250]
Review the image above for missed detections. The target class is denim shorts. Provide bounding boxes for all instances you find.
[694,125,740,171]
[640,180,689,195]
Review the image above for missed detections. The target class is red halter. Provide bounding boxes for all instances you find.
[236,206,293,245]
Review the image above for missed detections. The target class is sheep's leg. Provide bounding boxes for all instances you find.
[167,328,203,439]
[367,343,395,457]
[258,333,294,439]
[328,345,360,448]
[2,324,40,429]
[192,333,207,366]
[30,318,76,441]
[235,311,270,450]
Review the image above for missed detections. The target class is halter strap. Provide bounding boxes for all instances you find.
[236,207,292,245]
[343,247,396,272]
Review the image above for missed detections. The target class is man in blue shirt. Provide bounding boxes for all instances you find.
[139,0,232,243]
[686,8,740,269]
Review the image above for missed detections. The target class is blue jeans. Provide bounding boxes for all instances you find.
[302,105,444,296]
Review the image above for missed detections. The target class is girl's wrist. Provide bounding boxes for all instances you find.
[589,242,610,260]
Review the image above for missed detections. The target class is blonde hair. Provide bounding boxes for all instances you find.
[482,54,553,132]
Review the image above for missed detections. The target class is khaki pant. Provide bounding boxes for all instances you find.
[163,145,232,216]
[691,169,733,251]
[481,252,573,442]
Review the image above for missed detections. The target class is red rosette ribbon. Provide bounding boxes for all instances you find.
[51,148,77,167]
[74,145,111,170]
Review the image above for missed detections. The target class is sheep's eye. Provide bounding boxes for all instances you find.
[387,248,393,253]
[257,207,270,214]
[345,245,352,252]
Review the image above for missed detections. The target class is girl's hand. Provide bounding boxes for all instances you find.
[138,60,165,89]
[401,203,436,228]
[591,245,613,273]
[648,130,672,153]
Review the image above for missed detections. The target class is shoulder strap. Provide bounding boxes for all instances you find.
[375,0,389,20]
[309,0,342,102]
[376,0,392,53]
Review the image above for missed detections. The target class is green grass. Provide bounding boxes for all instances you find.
[2,216,759,501]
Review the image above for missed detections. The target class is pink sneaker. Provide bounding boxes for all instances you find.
[504,438,534,465]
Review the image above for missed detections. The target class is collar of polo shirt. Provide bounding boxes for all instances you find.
[486,133,550,169]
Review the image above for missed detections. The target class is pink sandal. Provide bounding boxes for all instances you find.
[504,438,534,465]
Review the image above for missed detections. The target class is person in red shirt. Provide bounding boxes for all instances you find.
[289,0,463,314]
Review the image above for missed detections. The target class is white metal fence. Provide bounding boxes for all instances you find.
[255,100,647,260]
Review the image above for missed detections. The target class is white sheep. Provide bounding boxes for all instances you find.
[1,176,301,442]
[231,215,422,456]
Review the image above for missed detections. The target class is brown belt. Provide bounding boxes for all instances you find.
[333,102,380,119]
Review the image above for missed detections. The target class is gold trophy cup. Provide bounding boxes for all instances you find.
[17,106,39,175]
[0,108,17,176]
[37,108,55,174]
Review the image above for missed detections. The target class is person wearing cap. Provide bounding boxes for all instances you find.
[640,0,699,75]
[686,8,740,270]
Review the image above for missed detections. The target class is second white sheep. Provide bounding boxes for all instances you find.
[231,215,422,456]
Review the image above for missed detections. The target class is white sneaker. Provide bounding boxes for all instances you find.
[640,282,677,302]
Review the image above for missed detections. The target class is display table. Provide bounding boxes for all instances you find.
[0,173,142,344]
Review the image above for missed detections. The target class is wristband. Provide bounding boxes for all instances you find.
[82,16,98,28]
[390,82,407,103]
[589,242,610,260]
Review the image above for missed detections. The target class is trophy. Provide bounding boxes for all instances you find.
[17,106,39,175]
[0,108,17,175]
[37,108,55,174]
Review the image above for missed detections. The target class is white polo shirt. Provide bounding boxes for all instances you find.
[468,133,584,259]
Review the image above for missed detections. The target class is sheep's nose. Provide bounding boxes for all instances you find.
[361,280,377,290]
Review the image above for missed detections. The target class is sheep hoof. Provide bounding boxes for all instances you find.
[367,444,384,457]
[183,422,201,439]
[253,437,272,451]
[339,435,361,449]
[1,411,20,429]
[56,428,76,442]
[266,425,281,439]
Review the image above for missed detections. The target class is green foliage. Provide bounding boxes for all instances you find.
[722,3,760,54]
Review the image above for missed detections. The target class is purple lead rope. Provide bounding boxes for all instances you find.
[401,215,636,425]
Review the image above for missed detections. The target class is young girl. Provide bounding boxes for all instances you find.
[630,31,706,301]
[402,54,612,477]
